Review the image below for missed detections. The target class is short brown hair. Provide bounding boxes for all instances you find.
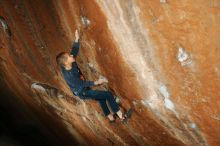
[56,52,68,67]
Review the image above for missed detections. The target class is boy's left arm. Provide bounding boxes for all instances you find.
[70,30,80,57]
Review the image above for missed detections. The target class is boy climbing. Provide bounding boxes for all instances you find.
[56,30,130,123]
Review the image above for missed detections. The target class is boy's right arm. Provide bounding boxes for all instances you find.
[80,77,108,87]
[70,30,80,57]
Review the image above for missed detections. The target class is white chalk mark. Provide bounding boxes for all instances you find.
[177,47,192,66]
[159,84,170,98]
[31,83,46,93]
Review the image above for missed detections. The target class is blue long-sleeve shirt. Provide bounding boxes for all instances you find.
[61,41,94,96]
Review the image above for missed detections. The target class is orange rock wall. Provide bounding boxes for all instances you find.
[0,0,219,146]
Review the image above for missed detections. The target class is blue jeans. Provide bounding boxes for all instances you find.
[78,88,119,116]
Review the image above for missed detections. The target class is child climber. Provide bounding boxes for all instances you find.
[56,30,128,123]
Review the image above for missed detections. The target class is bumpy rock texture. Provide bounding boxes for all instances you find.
[0,0,219,146]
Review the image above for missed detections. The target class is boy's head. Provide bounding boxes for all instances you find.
[56,52,75,67]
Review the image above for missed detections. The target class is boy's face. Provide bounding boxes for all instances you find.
[64,53,75,65]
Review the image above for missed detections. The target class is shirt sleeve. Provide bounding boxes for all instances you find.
[80,80,95,87]
[70,42,80,57]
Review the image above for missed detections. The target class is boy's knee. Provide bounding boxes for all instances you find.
[105,91,113,98]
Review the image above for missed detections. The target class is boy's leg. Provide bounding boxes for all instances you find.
[103,91,120,113]
[79,89,111,116]
[79,89,120,116]
[97,99,111,116]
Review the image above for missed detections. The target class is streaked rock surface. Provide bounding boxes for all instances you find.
[0,0,219,145]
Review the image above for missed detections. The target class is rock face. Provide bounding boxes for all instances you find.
[0,0,219,146]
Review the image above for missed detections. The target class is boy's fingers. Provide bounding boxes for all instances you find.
[75,29,80,40]
[75,30,78,35]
